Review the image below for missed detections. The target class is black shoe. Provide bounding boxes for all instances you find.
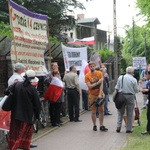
[116,127,121,133]
[141,131,150,135]
[93,125,97,131]
[104,113,112,115]
[30,144,37,148]
[126,130,133,133]
[74,119,82,122]
[100,126,108,132]
[52,123,60,127]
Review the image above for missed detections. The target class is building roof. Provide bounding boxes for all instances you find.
[77,17,100,25]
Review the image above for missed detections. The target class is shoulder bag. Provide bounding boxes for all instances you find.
[114,75,126,109]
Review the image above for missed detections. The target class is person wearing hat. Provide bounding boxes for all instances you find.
[8,63,25,86]
[8,70,41,150]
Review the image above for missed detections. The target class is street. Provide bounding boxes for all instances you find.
[33,93,143,150]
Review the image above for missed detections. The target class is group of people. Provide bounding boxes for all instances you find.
[5,60,150,150]
[6,63,41,150]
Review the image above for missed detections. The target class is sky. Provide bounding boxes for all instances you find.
[74,0,144,37]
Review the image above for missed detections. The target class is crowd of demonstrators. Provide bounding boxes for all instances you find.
[115,66,139,133]
[63,66,82,122]
[139,64,150,109]
[85,61,108,132]
[7,69,41,150]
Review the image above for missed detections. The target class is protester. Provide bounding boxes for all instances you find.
[85,61,108,131]
[115,66,139,133]
[44,70,64,126]
[100,65,112,115]
[8,70,41,150]
[139,64,150,109]
[141,70,150,135]
[8,62,25,86]
[7,63,39,148]
[63,65,81,122]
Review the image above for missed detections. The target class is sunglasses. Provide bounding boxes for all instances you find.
[146,71,150,75]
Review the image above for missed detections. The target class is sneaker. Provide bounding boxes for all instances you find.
[100,125,108,132]
[93,125,97,131]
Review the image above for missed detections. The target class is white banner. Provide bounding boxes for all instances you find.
[9,0,48,75]
[133,57,147,69]
[62,44,87,71]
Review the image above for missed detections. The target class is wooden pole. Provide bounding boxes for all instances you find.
[8,1,18,63]
[46,19,51,71]
[113,0,118,83]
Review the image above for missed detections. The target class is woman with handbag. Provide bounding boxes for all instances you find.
[7,70,41,150]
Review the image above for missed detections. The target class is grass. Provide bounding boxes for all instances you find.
[123,109,150,150]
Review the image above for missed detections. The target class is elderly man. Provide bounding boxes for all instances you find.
[115,66,139,133]
[8,63,25,86]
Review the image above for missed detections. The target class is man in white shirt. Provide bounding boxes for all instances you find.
[115,66,139,133]
[8,63,25,86]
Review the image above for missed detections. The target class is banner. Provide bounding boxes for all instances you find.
[9,0,48,75]
[133,57,146,69]
[62,44,87,71]
[79,60,90,90]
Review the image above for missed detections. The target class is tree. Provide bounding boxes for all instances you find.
[0,0,85,37]
[97,48,114,63]
[122,25,150,65]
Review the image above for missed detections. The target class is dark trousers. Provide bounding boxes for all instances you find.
[67,89,79,121]
[49,102,62,125]
[82,90,88,110]
[147,101,150,132]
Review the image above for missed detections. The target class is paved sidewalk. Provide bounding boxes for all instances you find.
[0,92,143,150]
[33,92,143,150]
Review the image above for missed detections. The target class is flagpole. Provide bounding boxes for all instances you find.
[46,19,51,71]
[8,0,18,63]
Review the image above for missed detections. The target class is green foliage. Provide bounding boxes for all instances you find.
[0,0,85,37]
[123,109,150,150]
[97,48,114,62]
[122,25,150,65]
[0,21,12,37]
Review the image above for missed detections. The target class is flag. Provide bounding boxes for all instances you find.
[79,59,90,90]
[0,110,11,131]
[44,77,63,102]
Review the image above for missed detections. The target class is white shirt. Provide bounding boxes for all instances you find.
[115,74,139,94]
[8,72,24,86]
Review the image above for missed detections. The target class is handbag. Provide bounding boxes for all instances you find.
[114,92,126,109]
[114,75,126,109]
[95,98,105,107]
[2,94,13,111]
[2,83,16,111]
[0,95,8,110]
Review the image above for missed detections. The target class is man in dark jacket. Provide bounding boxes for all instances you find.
[141,70,150,135]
